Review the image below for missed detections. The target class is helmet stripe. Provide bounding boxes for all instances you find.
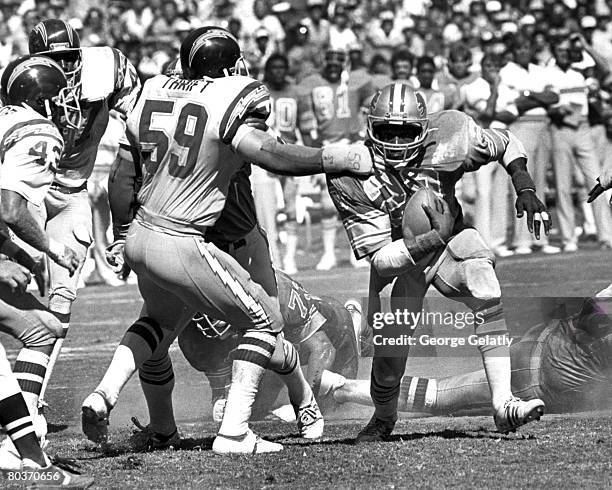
[399,83,407,114]
[391,82,403,114]
[63,20,73,45]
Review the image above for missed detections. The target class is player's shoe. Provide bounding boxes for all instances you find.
[81,391,112,443]
[494,397,545,434]
[318,370,347,399]
[493,246,514,258]
[129,417,180,451]
[0,412,49,470]
[16,459,94,488]
[212,398,227,423]
[355,415,396,443]
[315,253,337,271]
[514,246,532,255]
[294,395,324,439]
[212,430,283,454]
[562,242,578,253]
[539,244,561,254]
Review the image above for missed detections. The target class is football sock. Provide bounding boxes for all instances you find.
[218,331,276,437]
[13,349,50,420]
[96,317,163,407]
[139,353,176,436]
[203,364,232,403]
[473,300,513,408]
[397,376,437,412]
[271,338,311,408]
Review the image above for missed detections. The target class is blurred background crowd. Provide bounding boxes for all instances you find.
[2,0,612,283]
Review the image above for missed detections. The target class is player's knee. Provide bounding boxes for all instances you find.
[268,336,299,374]
[17,316,62,350]
[232,330,278,368]
[463,259,501,302]
[121,316,164,356]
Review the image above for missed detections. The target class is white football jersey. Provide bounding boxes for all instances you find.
[127,73,270,233]
[0,105,63,206]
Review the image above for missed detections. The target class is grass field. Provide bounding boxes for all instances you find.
[2,243,612,489]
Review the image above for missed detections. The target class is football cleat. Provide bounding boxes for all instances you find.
[129,417,180,451]
[81,391,111,443]
[315,253,337,271]
[494,397,545,434]
[212,430,283,454]
[318,370,347,400]
[17,459,94,488]
[355,415,396,443]
[294,396,324,439]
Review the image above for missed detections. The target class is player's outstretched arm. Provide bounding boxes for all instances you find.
[234,127,373,177]
[301,331,337,391]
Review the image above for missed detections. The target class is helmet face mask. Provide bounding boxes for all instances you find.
[192,313,232,341]
[367,83,429,168]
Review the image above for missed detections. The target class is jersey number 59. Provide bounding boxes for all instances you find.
[139,99,208,179]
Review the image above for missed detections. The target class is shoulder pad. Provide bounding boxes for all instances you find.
[419,110,471,171]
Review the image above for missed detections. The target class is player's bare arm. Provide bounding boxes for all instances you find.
[234,127,373,177]
[0,190,80,275]
[301,331,337,389]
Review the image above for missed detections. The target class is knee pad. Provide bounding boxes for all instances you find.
[463,259,501,302]
[17,319,62,349]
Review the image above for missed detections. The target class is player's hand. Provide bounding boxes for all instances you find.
[31,257,49,297]
[47,240,82,276]
[587,167,612,203]
[0,260,31,294]
[421,203,454,242]
[321,143,373,176]
[105,239,131,280]
[243,115,268,132]
[515,190,551,239]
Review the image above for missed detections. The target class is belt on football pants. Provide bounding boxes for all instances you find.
[50,181,88,194]
[135,207,208,236]
[214,237,247,253]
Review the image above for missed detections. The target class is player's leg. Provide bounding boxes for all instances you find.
[316,180,338,271]
[433,229,544,432]
[251,168,282,267]
[358,272,427,442]
[551,126,578,251]
[0,288,62,442]
[282,177,299,274]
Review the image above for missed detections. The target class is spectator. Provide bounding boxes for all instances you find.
[414,55,455,113]
[500,33,560,254]
[286,24,320,83]
[548,39,612,252]
[80,7,112,47]
[328,6,358,52]
[148,0,186,47]
[0,17,15,69]
[366,10,403,62]
[300,0,331,55]
[120,0,155,42]
[243,0,286,52]
[244,28,275,79]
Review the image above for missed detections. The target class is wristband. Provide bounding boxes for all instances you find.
[404,230,445,262]
[511,170,536,194]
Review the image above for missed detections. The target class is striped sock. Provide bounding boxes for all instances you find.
[0,394,45,466]
[271,338,311,409]
[13,349,50,417]
[139,353,176,435]
[203,365,232,403]
[219,331,276,436]
[398,376,437,412]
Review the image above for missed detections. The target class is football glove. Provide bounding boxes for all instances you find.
[515,190,550,240]
[105,239,131,280]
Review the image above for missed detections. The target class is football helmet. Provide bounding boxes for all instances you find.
[192,313,232,340]
[180,26,247,79]
[367,82,429,167]
[1,55,82,130]
[28,19,82,86]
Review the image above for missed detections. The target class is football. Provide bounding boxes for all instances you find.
[402,187,450,238]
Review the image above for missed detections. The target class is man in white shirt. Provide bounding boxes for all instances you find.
[463,53,520,256]
[500,35,560,255]
[548,39,612,252]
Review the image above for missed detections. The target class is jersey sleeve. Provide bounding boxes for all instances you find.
[464,116,527,171]
[218,80,271,145]
[327,174,392,259]
[108,48,142,120]
[0,119,63,206]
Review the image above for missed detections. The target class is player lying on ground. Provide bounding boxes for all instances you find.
[177,270,360,424]
[81,26,373,454]
[321,295,612,416]
[0,57,92,487]
[326,82,551,441]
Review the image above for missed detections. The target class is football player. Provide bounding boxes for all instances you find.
[297,49,374,271]
[81,26,372,455]
[23,18,140,401]
[322,295,612,417]
[326,82,550,442]
[0,56,93,487]
[178,270,359,421]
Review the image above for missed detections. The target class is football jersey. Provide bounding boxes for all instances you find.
[128,74,270,234]
[0,105,63,206]
[276,270,326,344]
[56,46,140,188]
[266,82,301,144]
[298,71,373,144]
[327,110,525,259]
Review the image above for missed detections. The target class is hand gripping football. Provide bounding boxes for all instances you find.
[402,187,453,240]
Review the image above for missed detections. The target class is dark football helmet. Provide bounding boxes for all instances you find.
[28,19,82,85]
[367,82,429,167]
[1,55,82,130]
[192,313,232,340]
[179,26,247,79]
